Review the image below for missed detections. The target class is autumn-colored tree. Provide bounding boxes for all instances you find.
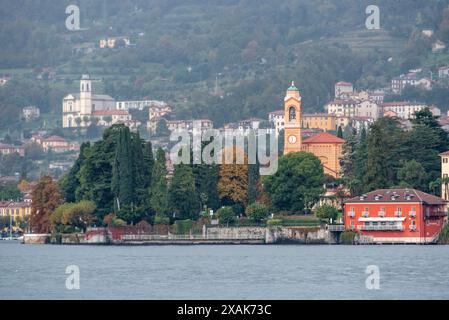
[217,146,248,206]
[17,180,31,193]
[30,175,62,233]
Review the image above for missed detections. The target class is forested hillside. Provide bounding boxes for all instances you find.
[1,0,449,130]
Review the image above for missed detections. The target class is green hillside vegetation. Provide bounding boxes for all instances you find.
[2,0,449,133]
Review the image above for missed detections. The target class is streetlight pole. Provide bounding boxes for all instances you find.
[9,213,12,239]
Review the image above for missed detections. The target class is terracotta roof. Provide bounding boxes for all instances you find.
[302,132,345,144]
[382,101,426,107]
[336,81,353,86]
[440,150,449,156]
[345,188,446,205]
[328,99,358,105]
[92,110,129,116]
[0,143,24,149]
[268,110,284,115]
[303,113,332,117]
[44,135,67,142]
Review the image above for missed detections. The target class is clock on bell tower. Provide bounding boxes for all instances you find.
[283,81,302,155]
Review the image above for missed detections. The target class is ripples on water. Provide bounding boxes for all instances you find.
[1,241,449,299]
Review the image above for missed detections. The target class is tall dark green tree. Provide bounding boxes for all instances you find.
[111,125,135,211]
[143,141,154,189]
[337,126,343,138]
[149,148,168,216]
[169,164,201,220]
[365,118,406,191]
[263,152,325,213]
[60,142,90,203]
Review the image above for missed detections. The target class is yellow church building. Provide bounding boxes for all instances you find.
[283,82,345,178]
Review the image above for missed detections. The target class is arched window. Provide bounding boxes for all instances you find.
[86,83,90,91]
[289,106,296,121]
[81,84,84,91]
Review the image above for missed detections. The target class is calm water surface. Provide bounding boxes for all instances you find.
[1,241,449,299]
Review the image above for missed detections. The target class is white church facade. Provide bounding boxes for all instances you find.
[62,75,118,128]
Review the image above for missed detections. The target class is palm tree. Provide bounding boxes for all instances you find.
[429,179,441,196]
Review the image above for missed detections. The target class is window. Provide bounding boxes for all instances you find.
[288,107,296,121]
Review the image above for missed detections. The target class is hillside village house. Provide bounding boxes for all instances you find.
[344,189,447,244]
[22,106,40,122]
[268,110,284,136]
[92,109,132,126]
[146,103,173,133]
[99,37,131,49]
[326,99,380,120]
[30,134,79,153]
[117,100,170,111]
[439,66,449,79]
[167,119,213,135]
[0,144,25,157]
[391,71,434,94]
[334,81,354,98]
[381,102,440,120]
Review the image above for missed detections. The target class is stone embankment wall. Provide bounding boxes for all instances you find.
[23,225,334,245]
[265,226,330,244]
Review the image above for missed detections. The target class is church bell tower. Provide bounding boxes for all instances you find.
[283,81,302,155]
[80,74,92,115]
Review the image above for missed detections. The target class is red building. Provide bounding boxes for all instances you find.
[344,189,447,244]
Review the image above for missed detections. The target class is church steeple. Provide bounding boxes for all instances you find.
[286,81,301,100]
[283,81,302,155]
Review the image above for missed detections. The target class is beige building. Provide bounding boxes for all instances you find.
[302,113,336,131]
[0,201,31,221]
[147,104,173,133]
[335,81,353,98]
[41,135,79,153]
[440,151,449,201]
[381,102,439,120]
[99,37,131,49]
[302,133,345,178]
[268,110,285,136]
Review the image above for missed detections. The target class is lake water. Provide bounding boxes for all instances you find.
[1,241,449,299]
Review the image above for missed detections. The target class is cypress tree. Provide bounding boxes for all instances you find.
[112,126,135,211]
[149,148,168,216]
[143,141,154,189]
[337,125,343,138]
[169,164,201,220]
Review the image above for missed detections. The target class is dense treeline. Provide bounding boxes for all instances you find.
[56,123,327,227]
[341,108,449,195]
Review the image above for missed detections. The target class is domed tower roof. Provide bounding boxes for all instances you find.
[287,81,299,91]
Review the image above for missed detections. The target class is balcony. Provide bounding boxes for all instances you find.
[394,211,403,218]
[362,212,369,218]
[328,224,345,232]
[357,224,404,231]
[348,212,355,218]
[409,225,417,231]
[409,211,416,218]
